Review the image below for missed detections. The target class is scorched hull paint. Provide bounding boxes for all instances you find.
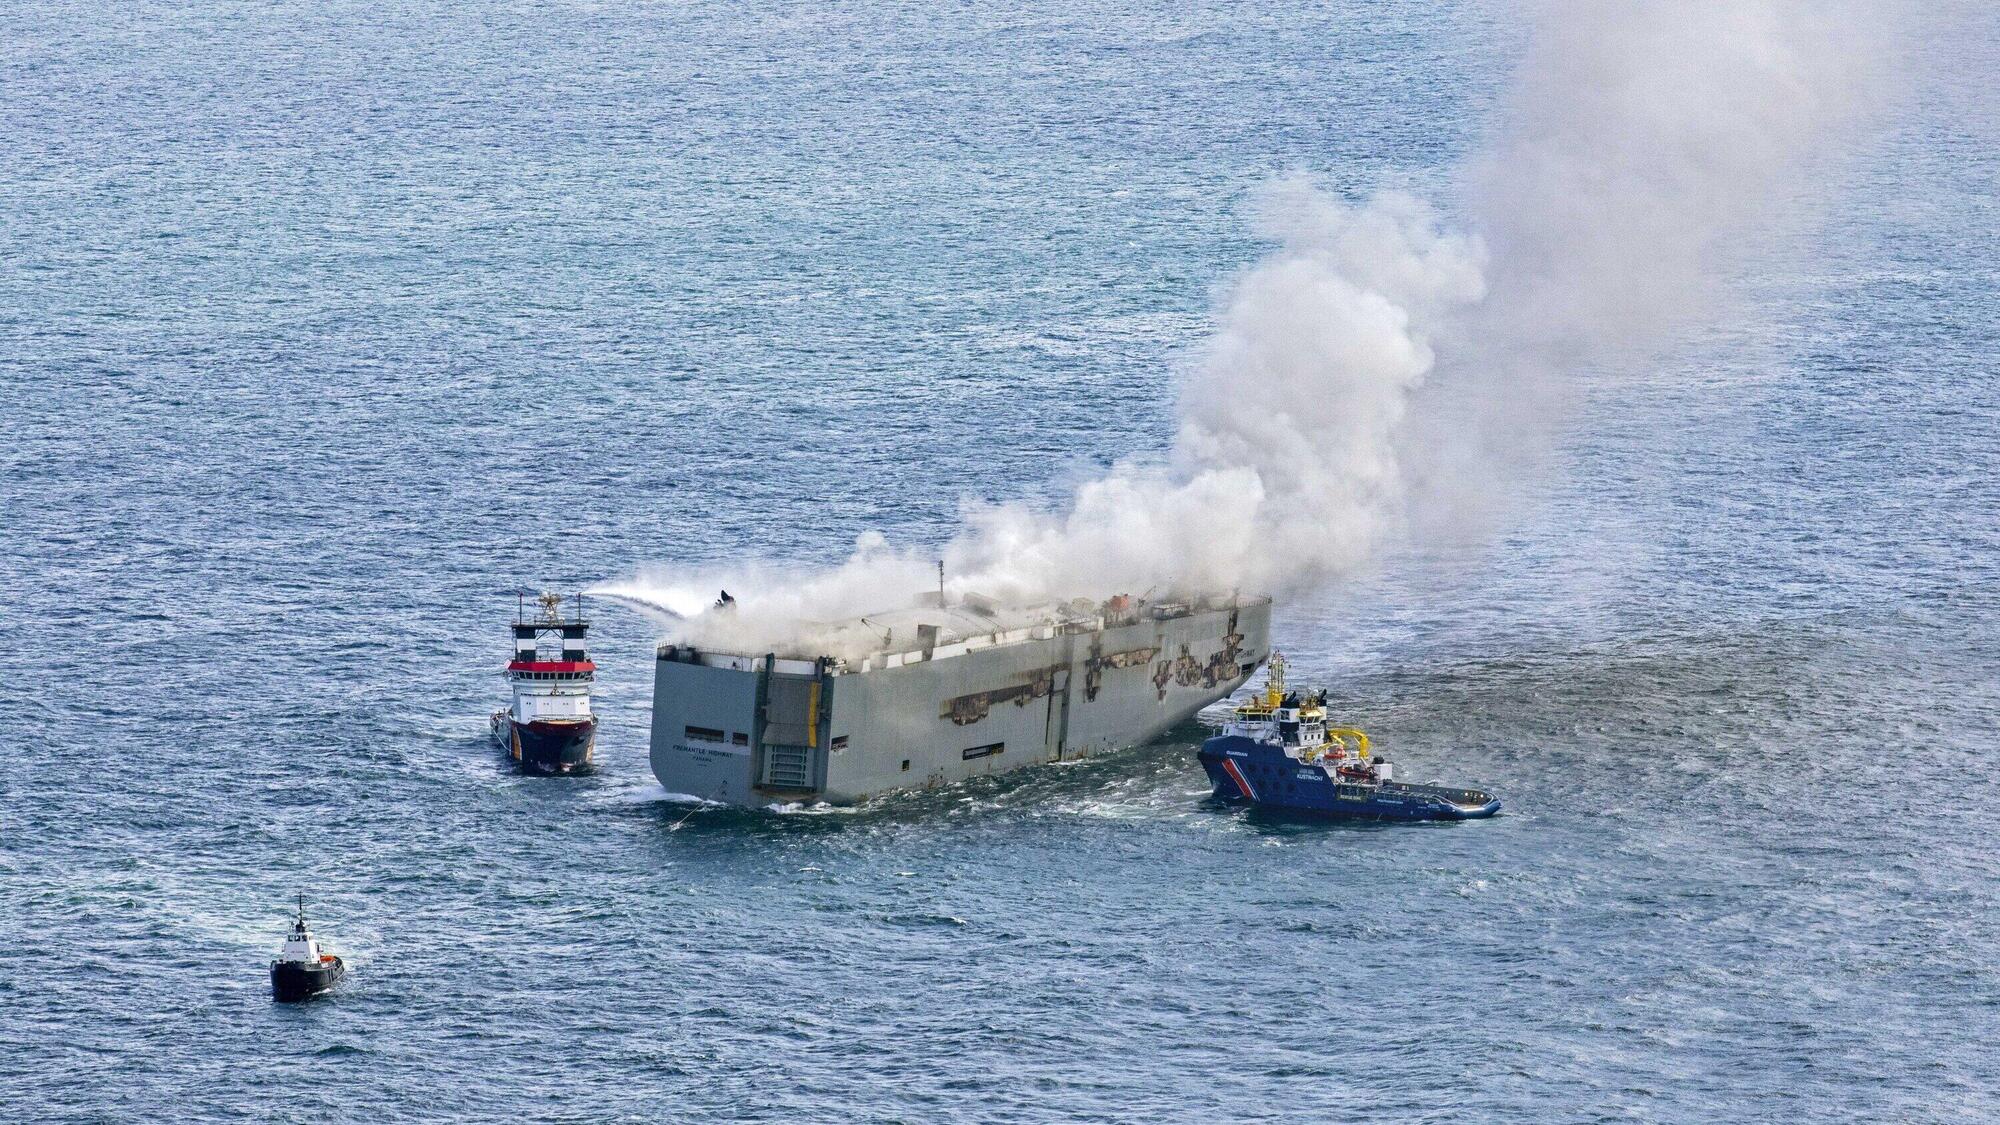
[650,596,1272,807]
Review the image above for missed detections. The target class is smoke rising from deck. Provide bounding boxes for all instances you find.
[603,2,1890,656]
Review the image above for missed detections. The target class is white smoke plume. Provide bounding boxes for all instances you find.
[602,1,1891,655]
[1406,0,1890,532]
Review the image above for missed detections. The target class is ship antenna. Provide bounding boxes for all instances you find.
[937,560,945,606]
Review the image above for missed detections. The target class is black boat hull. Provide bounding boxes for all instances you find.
[492,712,596,775]
[270,957,345,1003]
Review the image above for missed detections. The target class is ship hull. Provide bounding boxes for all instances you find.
[1198,735,1500,820]
[649,598,1271,807]
[270,956,345,1003]
[492,712,596,775]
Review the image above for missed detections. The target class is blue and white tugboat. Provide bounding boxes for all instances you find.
[1198,654,1500,821]
[269,895,345,1003]
[491,592,597,775]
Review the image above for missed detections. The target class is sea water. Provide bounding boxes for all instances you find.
[3,3,1996,1120]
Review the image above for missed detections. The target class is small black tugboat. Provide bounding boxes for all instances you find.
[1198,655,1501,821]
[491,591,597,774]
[270,895,345,1003]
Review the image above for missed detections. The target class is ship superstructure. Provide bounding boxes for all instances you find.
[649,592,1271,807]
[492,592,597,774]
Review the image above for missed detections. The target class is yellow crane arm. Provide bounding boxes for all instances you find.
[1324,728,1372,758]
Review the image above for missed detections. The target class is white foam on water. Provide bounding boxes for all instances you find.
[600,782,695,805]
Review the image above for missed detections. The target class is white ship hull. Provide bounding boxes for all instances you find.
[648,597,1271,807]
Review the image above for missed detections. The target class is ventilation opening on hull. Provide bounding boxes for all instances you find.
[962,743,1004,761]
[761,744,813,790]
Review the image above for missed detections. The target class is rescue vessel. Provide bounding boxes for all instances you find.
[269,896,345,1003]
[492,592,597,774]
[650,592,1270,807]
[1198,655,1500,821]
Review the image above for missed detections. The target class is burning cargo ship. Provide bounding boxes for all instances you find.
[649,592,1271,807]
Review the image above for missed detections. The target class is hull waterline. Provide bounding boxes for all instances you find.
[1199,736,1500,821]
[270,956,345,1003]
[493,711,596,775]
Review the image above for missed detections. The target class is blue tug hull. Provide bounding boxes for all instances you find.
[1198,735,1499,821]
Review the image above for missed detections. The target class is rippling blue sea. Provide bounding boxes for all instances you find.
[4,3,1998,1122]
